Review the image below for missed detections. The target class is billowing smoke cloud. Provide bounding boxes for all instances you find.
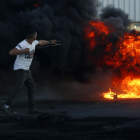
[100,5,131,27]
[0,0,100,97]
[0,0,99,72]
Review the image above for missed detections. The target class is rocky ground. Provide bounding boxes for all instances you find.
[1,99,140,140]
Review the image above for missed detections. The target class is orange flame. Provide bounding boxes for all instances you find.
[103,88,116,99]
[85,20,140,99]
[85,20,113,49]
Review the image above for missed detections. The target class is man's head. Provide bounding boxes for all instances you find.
[26,29,37,40]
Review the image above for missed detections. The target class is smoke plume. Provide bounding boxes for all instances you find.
[0,0,99,75]
[0,0,99,97]
[100,5,131,27]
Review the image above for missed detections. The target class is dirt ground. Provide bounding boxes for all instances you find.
[1,99,140,140]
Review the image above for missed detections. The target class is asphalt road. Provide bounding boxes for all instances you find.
[1,98,140,140]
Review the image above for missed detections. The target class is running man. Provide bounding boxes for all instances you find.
[2,29,57,115]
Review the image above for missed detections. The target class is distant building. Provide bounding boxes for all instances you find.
[98,0,140,31]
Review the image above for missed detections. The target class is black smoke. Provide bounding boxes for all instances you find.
[0,0,99,75]
[0,0,100,98]
[100,5,131,27]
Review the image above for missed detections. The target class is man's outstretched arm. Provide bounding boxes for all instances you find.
[38,40,57,45]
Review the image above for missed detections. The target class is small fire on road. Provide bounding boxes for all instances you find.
[104,77,140,99]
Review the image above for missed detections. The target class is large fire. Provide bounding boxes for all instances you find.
[85,20,140,99]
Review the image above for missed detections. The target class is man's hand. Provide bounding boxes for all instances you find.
[51,40,57,44]
[23,48,30,53]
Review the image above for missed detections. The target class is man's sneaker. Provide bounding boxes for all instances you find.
[1,105,11,116]
[28,108,43,114]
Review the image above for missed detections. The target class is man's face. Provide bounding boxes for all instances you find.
[33,32,37,40]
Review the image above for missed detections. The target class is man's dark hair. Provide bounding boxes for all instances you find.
[26,29,37,39]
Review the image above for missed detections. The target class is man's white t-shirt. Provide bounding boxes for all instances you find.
[14,39,39,70]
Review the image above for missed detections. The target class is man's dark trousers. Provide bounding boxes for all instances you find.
[5,69,35,109]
